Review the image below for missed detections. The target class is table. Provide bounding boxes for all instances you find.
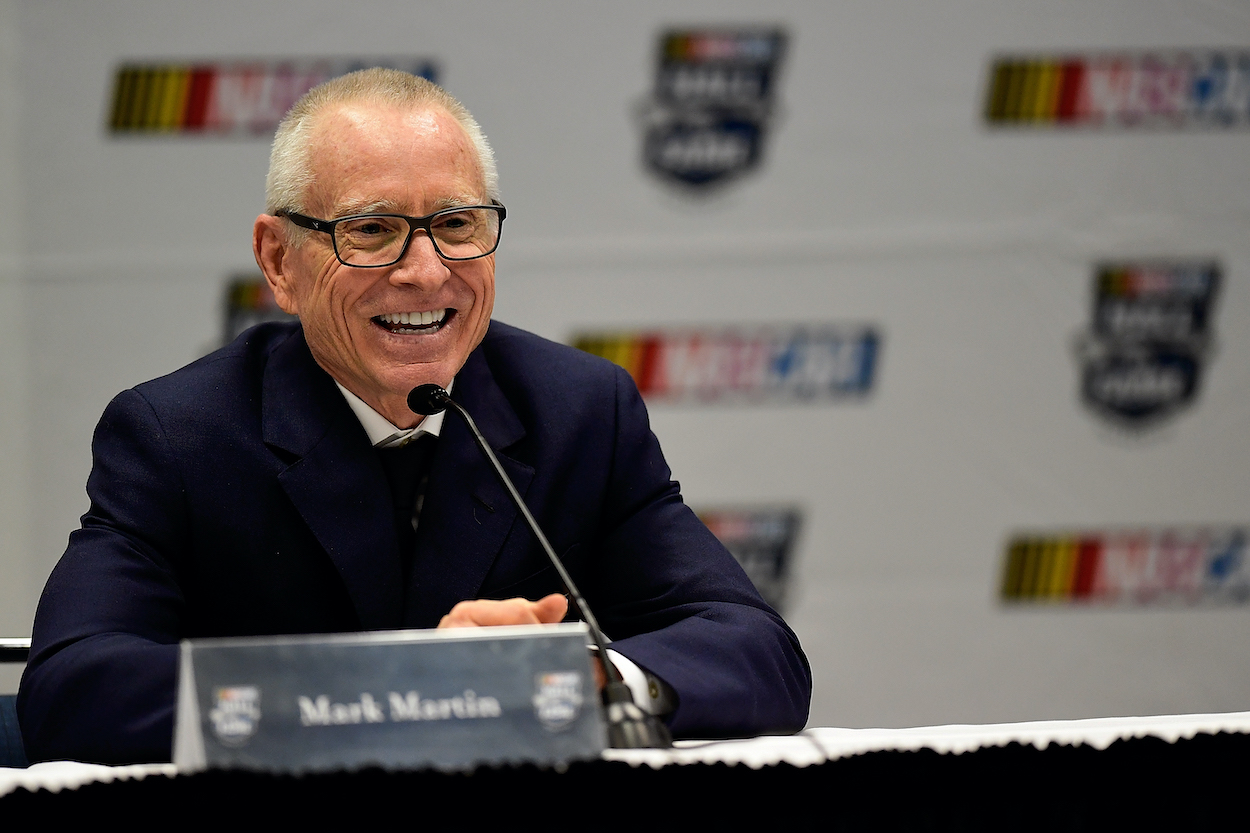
[3,712,1248,827]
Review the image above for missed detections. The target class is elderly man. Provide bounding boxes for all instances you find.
[18,69,810,764]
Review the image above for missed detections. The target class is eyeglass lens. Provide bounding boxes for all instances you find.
[335,207,502,266]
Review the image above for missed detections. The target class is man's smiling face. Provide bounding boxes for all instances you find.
[260,102,495,427]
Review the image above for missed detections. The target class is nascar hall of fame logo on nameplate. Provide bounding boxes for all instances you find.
[531,672,584,731]
[1073,261,1220,429]
[108,58,437,135]
[985,50,1250,128]
[638,29,786,189]
[208,686,261,747]
[573,324,879,404]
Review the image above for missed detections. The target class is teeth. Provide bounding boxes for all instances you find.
[378,309,447,327]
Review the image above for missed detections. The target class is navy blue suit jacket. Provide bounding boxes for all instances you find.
[19,321,811,764]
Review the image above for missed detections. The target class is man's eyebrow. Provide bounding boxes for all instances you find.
[430,195,482,211]
[330,195,485,218]
[332,198,398,217]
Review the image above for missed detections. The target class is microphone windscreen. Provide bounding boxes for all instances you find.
[407,384,450,416]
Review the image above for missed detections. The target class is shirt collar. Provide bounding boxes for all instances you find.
[335,380,453,448]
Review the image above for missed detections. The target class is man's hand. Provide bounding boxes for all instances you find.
[437,593,568,628]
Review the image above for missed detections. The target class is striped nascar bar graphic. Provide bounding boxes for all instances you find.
[1001,528,1249,606]
[662,31,781,63]
[984,51,1250,127]
[572,325,878,403]
[1096,261,1216,302]
[108,59,436,135]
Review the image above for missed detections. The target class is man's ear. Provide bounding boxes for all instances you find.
[253,214,300,315]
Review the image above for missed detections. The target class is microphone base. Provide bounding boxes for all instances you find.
[603,682,673,749]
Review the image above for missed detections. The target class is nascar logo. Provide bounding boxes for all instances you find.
[572,325,879,402]
[1001,528,1248,605]
[985,51,1250,127]
[108,59,436,134]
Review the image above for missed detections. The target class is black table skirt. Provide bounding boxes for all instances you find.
[4,731,1246,829]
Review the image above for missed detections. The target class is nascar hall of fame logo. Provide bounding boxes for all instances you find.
[208,685,261,747]
[573,324,879,404]
[108,58,437,135]
[1001,527,1250,606]
[985,50,1250,128]
[698,508,801,613]
[638,29,786,189]
[1074,261,1220,429]
[531,672,584,731]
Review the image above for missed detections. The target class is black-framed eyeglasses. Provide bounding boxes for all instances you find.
[277,203,506,267]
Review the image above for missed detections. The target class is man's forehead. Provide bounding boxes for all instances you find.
[314,101,444,138]
[304,101,484,214]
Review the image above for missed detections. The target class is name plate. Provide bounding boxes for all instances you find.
[173,623,605,773]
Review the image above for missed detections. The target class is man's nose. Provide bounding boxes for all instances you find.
[389,231,450,287]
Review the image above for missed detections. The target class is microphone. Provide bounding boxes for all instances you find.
[408,384,672,749]
[407,383,453,416]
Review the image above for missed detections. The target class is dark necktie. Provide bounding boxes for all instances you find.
[376,435,435,574]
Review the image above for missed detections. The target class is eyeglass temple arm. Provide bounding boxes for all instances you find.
[276,211,327,232]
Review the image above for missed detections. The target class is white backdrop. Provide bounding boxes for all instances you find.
[0,0,1248,728]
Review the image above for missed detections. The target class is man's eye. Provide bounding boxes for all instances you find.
[433,211,486,242]
[337,217,404,253]
[435,212,473,230]
[341,218,402,236]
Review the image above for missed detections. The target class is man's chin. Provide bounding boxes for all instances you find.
[386,364,458,402]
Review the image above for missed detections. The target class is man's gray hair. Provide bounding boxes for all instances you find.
[265,68,499,225]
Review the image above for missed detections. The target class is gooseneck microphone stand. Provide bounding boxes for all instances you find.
[407,384,672,749]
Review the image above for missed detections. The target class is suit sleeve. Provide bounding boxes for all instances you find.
[589,366,812,738]
[18,389,188,764]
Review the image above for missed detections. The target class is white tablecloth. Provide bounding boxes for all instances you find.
[606,710,1250,769]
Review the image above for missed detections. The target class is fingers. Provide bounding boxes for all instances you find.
[533,593,569,623]
[438,594,569,629]
[439,598,534,628]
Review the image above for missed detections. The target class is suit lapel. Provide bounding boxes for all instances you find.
[261,329,404,630]
[403,342,533,628]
